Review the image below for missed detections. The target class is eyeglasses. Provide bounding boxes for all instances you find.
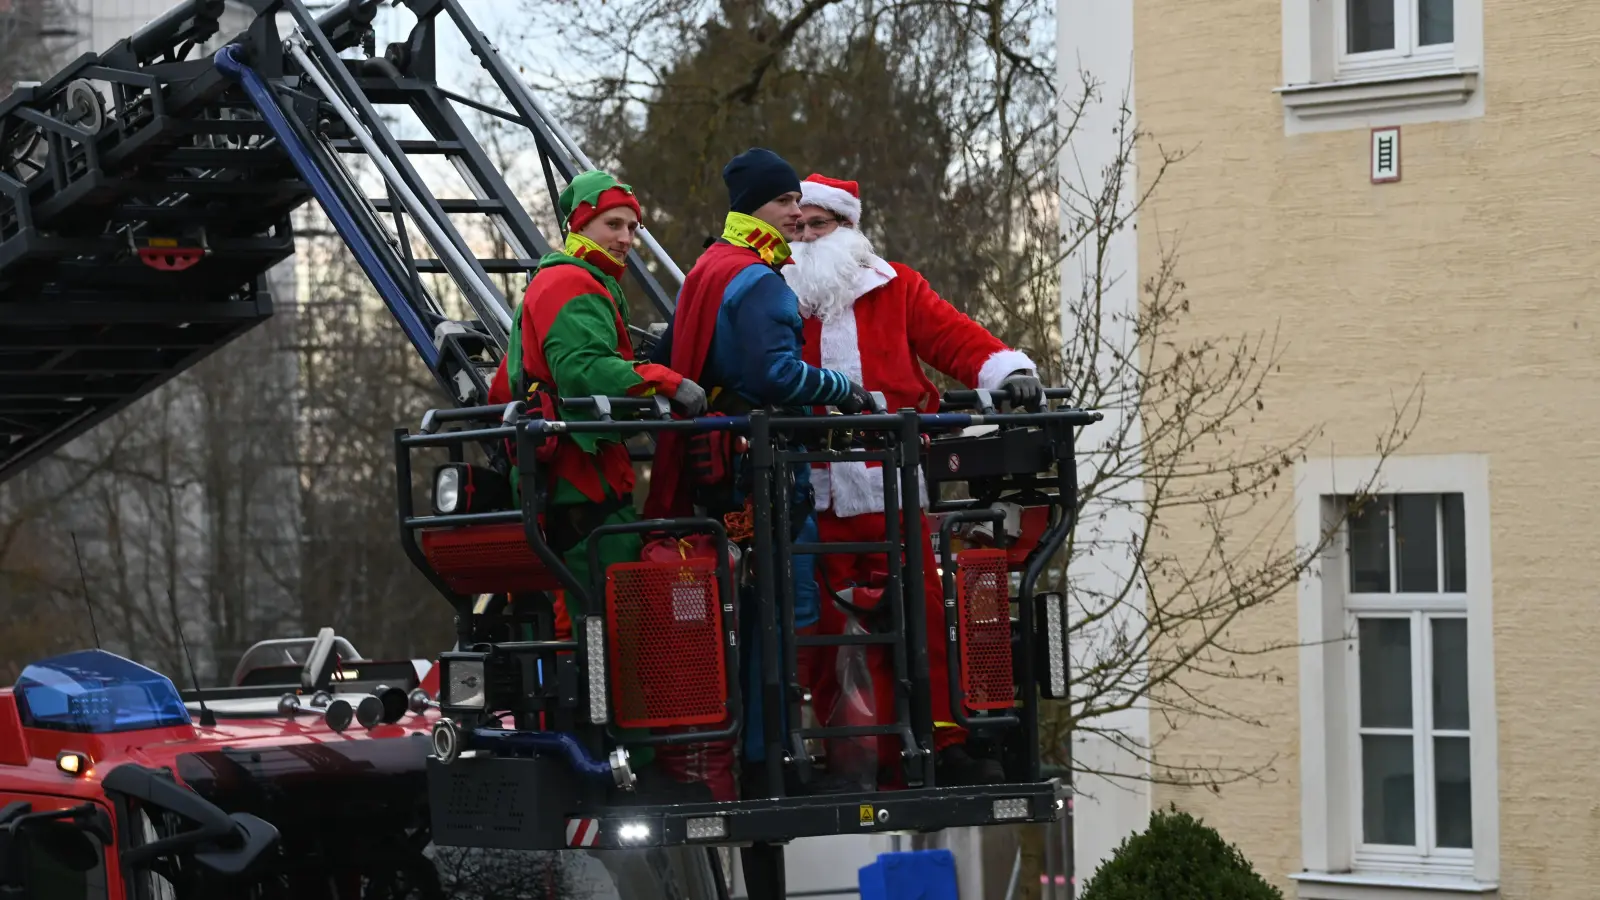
[800,216,843,233]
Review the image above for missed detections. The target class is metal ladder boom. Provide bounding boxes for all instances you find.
[234,0,686,408]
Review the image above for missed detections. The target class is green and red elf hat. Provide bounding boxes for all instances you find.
[561,169,642,232]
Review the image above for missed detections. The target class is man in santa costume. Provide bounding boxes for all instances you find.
[786,172,1043,787]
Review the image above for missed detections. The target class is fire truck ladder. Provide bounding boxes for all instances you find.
[0,1,302,483]
[0,0,682,483]
[215,0,686,403]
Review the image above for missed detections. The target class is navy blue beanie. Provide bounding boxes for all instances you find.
[722,148,802,215]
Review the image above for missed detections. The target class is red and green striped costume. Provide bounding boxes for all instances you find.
[487,237,682,598]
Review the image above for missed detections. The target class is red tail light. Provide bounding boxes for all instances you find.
[419,522,561,594]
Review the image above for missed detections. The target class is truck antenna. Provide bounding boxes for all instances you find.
[170,590,216,728]
[69,532,101,650]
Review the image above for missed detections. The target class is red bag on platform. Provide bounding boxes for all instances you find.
[641,533,718,564]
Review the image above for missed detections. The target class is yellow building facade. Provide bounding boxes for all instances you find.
[1063,1,1600,897]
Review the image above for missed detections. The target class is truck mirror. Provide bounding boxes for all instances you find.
[102,764,280,878]
[0,802,113,885]
[189,813,279,878]
[75,806,113,847]
[24,821,100,873]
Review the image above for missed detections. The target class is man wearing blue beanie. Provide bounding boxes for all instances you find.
[648,146,870,516]
[646,147,870,801]
[723,147,806,220]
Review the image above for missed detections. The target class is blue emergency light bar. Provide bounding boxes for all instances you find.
[14,649,193,734]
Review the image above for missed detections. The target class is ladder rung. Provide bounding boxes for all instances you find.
[370,198,506,214]
[330,139,465,155]
[414,258,538,274]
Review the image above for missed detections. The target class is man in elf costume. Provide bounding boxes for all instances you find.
[485,170,704,783]
[785,172,1044,787]
[645,148,870,800]
[489,168,704,589]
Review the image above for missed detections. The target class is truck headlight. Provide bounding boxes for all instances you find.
[441,653,487,710]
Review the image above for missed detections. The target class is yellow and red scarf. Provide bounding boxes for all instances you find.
[721,211,791,267]
[563,231,626,277]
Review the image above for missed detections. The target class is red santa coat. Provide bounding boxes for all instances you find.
[798,258,1035,518]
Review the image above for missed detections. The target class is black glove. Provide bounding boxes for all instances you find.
[836,381,874,415]
[1000,371,1044,410]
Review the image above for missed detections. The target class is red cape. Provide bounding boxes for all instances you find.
[644,242,769,519]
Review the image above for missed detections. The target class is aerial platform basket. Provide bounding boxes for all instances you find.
[395,386,1098,900]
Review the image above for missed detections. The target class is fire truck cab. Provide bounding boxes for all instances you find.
[0,629,458,899]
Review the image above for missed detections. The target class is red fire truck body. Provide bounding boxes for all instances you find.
[0,634,450,898]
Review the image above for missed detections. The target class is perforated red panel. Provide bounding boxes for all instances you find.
[957,549,1015,711]
[606,559,727,729]
[419,523,561,594]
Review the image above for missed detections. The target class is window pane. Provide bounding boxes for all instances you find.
[1395,494,1439,592]
[1362,734,1416,845]
[1348,498,1391,593]
[1435,736,1473,848]
[1431,618,1469,730]
[1419,0,1454,46]
[1347,0,1397,53]
[1442,493,1467,592]
[1359,618,1412,728]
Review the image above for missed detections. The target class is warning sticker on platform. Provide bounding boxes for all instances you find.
[858,804,874,827]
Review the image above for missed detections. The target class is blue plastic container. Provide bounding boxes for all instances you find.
[858,848,960,900]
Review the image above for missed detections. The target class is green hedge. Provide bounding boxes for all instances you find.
[1080,804,1284,900]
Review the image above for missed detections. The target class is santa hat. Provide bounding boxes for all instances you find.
[800,173,862,227]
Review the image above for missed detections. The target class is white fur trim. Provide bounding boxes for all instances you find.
[855,255,895,299]
[976,349,1036,392]
[800,181,862,226]
[811,264,912,516]
[823,461,929,518]
[819,300,864,385]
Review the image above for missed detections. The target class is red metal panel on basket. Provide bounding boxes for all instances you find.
[606,558,727,729]
[419,522,561,594]
[957,549,1015,711]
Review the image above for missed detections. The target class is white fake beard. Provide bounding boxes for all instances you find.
[786,226,877,322]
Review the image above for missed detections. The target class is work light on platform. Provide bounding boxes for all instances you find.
[439,652,487,711]
[433,465,461,514]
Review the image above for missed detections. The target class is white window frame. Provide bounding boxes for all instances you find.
[1292,455,1498,899]
[1346,610,1472,873]
[1277,0,1484,135]
[1337,0,1456,79]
